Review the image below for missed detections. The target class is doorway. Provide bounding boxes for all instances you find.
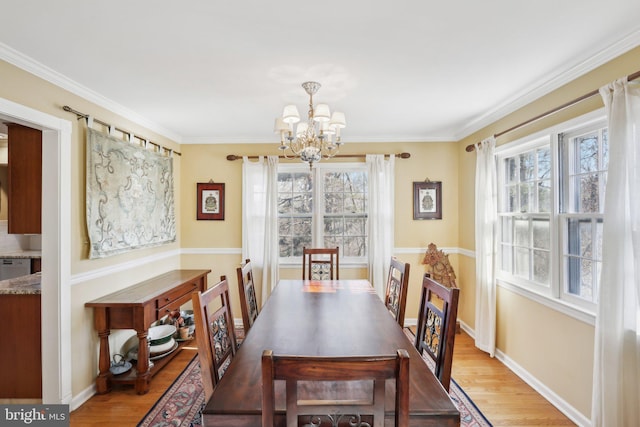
[0,97,72,404]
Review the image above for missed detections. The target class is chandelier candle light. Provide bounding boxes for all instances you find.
[275,81,346,168]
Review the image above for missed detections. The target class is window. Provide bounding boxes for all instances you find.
[277,163,368,263]
[496,111,607,314]
[498,140,552,291]
[559,124,608,306]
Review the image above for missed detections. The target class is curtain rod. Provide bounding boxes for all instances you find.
[62,105,181,156]
[226,152,411,161]
[465,69,640,152]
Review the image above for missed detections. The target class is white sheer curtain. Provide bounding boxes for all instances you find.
[591,78,640,426]
[474,137,497,357]
[242,156,279,306]
[367,154,395,298]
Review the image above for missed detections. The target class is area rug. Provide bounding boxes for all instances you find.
[138,328,492,427]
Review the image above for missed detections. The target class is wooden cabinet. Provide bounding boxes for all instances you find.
[31,258,42,274]
[0,293,41,398]
[7,124,42,234]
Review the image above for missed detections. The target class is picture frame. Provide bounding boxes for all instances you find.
[413,181,442,220]
[197,182,225,220]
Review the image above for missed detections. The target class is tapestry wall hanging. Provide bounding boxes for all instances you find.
[86,127,176,258]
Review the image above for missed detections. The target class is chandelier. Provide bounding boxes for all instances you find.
[274,81,346,167]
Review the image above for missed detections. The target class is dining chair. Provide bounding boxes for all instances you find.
[302,246,339,280]
[236,258,259,333]
[384,256,410,328]
[414,273,460,392]
[192,275,238,401]
[261,349,410,427]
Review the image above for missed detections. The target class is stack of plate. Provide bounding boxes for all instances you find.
[148,324,178,360]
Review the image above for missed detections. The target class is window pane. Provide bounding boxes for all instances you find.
[533,250,550,284]
[515,247,529,278]
[520,152,535,181]
[537,147,551,179]
[501,217,513,244]
[567,218,586,256]
[324,236,343,251]
[341,235,365,257]
[279,236,292,257]
[579,258,594,299]
[595,220,603,260]
[346,172,367,193]
[278,217,291,235]
[565,217,599,302]
[293,218,312,236]
[538,180,551,212]
[578,221,592,258]
[344,193,366,213]
[293,173,312,192]
[514,217,529,246]
[506,157,518,183]
[292,236,311,256]
[578,136,598,173]
[579,173,600,213]
[507,185,518,212]
[344,218,366,236]
[532,219,549,249]
[500,243,512,272]
[324,172,345,192]
[519,183,533,213]
[324,217,344,235]
[325,193,344,213]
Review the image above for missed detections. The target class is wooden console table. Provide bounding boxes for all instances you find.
[85,269,210,395]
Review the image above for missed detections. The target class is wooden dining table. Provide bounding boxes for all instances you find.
[201,279,460,426]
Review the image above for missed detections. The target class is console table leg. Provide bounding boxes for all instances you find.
[135,330,151,394]
[95,325,112,394]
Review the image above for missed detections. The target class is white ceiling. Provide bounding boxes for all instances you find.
[1,1,639,145]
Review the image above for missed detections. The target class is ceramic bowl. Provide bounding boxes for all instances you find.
[150,337,176,355]
[148,324,176,345]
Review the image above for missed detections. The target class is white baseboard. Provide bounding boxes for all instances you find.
[455,321,590,427]
[70,383,96,412]
[494,348,590,427]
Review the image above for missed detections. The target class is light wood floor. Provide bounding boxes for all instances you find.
[451,331,576,426]
[69,332,576,426]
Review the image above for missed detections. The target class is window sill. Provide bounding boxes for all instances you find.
[496,278,596,326]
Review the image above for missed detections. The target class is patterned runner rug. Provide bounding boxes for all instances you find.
[138,329,492,427]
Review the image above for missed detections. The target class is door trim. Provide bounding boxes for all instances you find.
[0,96,72,404]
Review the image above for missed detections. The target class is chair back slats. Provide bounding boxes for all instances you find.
[302,247,340,280]
[236,258,259,332]
[262,349,410,427]
[384,257,410,327]
[414,273,459,392]
[192,275,238,402]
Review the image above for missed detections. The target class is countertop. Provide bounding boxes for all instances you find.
[0,250,42,259]
[0,272,41,295]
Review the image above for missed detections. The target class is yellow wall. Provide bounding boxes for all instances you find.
[456,45,640,418]
[178,140,461,320]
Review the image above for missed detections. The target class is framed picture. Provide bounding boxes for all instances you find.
[413,181,442,220]
[197,182,225,220]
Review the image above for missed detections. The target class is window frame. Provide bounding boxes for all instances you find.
[495,108,607,323]
[277,162,369,267]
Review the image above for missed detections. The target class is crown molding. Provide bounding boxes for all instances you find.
[454,28,640,141]
[0,42,182,143]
